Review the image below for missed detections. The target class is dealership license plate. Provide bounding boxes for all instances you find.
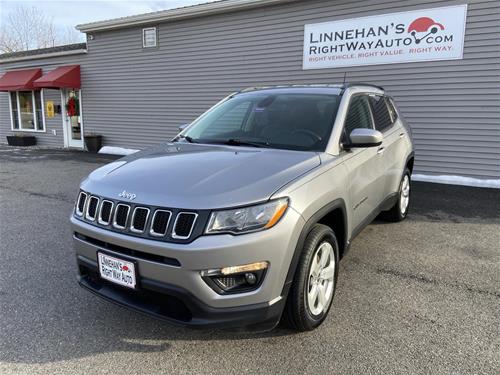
[98,252,137,289]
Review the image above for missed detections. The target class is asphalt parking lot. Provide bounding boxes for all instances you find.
[0,145,499,375]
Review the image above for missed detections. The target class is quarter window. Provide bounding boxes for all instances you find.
[369,95,393,131]
[343,95,373,137]
[142,27,157,48]
[386,97,398,123]
[9,90,45,132]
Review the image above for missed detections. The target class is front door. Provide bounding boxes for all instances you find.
[61,88,83,148]
[340,94,386,232]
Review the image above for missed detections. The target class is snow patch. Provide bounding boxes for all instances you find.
[412,174,500,189]
[98,146,139,156]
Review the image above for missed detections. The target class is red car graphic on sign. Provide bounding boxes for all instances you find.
[408,17,445,44]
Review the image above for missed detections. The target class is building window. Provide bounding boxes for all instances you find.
[10,92,19,130]
[142,27,157,48]
[9,90,45,132]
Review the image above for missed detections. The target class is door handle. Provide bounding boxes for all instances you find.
[377,147,385,154]
[399,133,405,138]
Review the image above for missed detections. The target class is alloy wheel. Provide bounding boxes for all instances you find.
[400,174,410,215]
[307,241,335,316]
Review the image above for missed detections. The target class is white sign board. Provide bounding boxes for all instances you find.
[303,5,467,69]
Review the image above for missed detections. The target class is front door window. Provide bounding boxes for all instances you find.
[67,90,81,141]
[63,89,83,148]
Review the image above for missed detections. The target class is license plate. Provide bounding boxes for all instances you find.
[98,252,137,289]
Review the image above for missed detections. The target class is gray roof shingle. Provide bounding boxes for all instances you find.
[0,43,87,60]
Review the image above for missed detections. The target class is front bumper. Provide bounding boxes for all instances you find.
[71,208,304,329]
[77,256,285,330]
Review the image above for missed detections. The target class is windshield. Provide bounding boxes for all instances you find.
[179,92,341,151]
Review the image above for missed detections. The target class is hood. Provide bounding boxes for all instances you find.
[81,143,321,209]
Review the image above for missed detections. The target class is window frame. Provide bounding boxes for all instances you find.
[368,94,394,133]
[142,27,158,49]
[9,89,46,132]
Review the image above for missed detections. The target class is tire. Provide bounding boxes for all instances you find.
[283,224,339,331]
[380,168,411,222]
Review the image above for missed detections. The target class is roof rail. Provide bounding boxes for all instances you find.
[237,83,384,94]
[237,84,344,93]
[341,82,385,92]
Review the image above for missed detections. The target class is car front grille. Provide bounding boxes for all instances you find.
[98,200,113,225]
[173,212,198,239]
[74,191,200,242]
[85,196,99,221]
[131,207,149,233]
[150,210,171,237]
[113,204,130,229]
[76,192,87,216]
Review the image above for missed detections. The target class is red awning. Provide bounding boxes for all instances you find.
[33,65,80,89]
[0,68,42,91]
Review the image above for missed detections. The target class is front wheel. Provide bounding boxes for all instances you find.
[283,224,339,331]
[381,168,411,222]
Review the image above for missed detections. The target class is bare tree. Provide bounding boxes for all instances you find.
[58,26,84,47]
[0,5,83,54]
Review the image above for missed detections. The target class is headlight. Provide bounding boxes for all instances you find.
[205,198,289,234]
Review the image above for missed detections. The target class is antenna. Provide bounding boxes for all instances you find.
[342,72,347,85]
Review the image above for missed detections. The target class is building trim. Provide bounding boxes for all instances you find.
[0,49,87,64]
[76,0,297,32]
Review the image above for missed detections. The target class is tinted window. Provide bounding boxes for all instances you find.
[386,97,398,123]
[369,95,392,131]
[344,95,373,137]
[183,93,341,152]
[200,101,251,138]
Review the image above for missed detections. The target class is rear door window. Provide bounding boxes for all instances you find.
[369,95,393,132]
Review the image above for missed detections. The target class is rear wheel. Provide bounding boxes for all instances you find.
[381,168,411,222]
[283,224,339,331]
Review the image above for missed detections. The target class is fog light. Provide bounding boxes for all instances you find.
[245,272,257,285]
[201,261,268,294]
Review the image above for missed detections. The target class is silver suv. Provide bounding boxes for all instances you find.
[72,84,414,331]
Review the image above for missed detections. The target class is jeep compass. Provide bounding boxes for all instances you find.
[72,84,414,331]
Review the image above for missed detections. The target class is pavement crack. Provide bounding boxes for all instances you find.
[375,267,438,285]
[348,257,500,299]
[375,267,500,298]
[0,184,74,204]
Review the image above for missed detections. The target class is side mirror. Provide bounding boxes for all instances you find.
[178,123,190,133]
[344,128,383,149]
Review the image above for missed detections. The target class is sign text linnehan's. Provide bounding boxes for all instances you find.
[303,5,467,69]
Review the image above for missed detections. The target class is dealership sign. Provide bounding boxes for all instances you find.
[303,5,467,69]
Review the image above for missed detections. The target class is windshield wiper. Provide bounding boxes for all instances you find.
[174,134,197,143]
[223,139,271,148]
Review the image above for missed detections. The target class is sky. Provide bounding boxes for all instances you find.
[0,0,218,41]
